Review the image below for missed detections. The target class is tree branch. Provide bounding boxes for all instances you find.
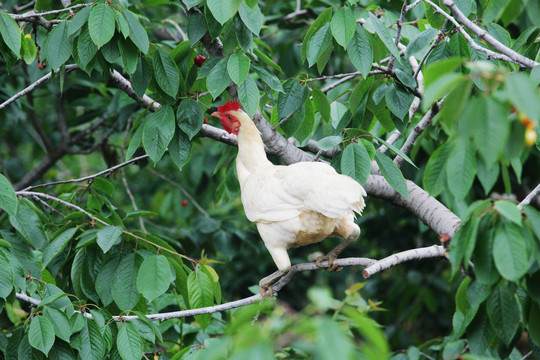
[11,3,90,20]
[440,0,539,68]
[518,182,540,209]
[14,246,446,321]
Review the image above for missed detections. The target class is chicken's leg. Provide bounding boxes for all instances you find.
[316,227,360,271]
[259,270,287,297]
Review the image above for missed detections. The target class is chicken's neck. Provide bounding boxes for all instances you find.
[234,112,273,187]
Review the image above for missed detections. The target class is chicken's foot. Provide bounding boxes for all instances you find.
[259,270,287,298]
[316,228,360,271]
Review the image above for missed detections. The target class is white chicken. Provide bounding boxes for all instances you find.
[211,100,366,296]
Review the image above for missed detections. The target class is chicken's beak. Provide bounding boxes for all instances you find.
[211,111,219,118]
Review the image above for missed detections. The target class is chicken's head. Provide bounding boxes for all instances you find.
[211,100,243,135]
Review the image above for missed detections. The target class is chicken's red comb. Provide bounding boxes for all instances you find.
[217,100,242,112]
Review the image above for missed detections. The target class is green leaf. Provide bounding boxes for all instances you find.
[312,88,331,121]
[96,226,123,253]
[529,302,540,347]
[207,0,242,24]
[125,121,144,161]
[446,140,477,199]
[69,6,91,36]
[493,222,529,281]
[123,10,149,54]
[0,249,13,299]
[136,254,172,301]
[112,253,142,310]
[80,319,106,360]
[0,174,17,217]
[117,323,143,360]
[253,48,282,73]
[177,99,204,140]
[119,37,138,75]
[131,57,152,97]
[494,200,522,225]
[115,11,130,38]
[251,62,283,92]
[42,227,76,268]
[347,24,372,78]
[28,316,55,356]
[207,57,231,99]
[307,23,333,67]
[370,133,417,169]
[487,282,520,345]
[424,2,446,28]
[9,202,47,249]
[331,6,356,48]
[294,99,315,144]
[473,97,510,165]
[316,318,355,359]
[422,73,466,112]
[21,34,37,64]
[368,12,400,58]
[188,12,207,46]
[405,28,438,58]
[96,255,121,306]
[143,105,176,164]
[227,51,250,85]
[341,143,371,184]
[0,10,21,56]
[238,1,262,36]
[230,75,257,117]
[385,84,414,120]
[88,2,115,48]
[506,72,540,122]
[317,136,342,150]
[524,205,540,240]
[77,24,98,68]
[423,141,452,196]
[467,305,496,355]
[43,307,72,342]
[301,7,332,62]
[374,151,409,198]
[153,48,180,97]
[188,268,214,329]
[234,15,253,52]
[449,217,480,274]
[168,129,192,171]
[45,21,73,70]
[278,79,308,119]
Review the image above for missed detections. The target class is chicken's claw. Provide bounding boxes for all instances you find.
[258,270,287,298]
[315,255,343,272]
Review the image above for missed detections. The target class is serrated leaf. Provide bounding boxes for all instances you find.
[153,48,180,97]
[96,255,120,306]
[169,129,192,171]
[119,37,138,75]
[251,62,283,92]
[28,316,55,356]
[227,51,250,85]
[493,222,529,281]
[307,23,333,67]
[385,84,414,120]
[131,56,152,97]
[446,140,477,199]
[301,7,332,62]
[341,143,371,184]
[368,12,400,58]
[69,6,92,36]
[123,10,149,54]
[494,200,522,225]
[115,11,129,38]
[0,10,21,56]
[96,226,123,253]
[9,202,47,249]
[312,88,331,122]
[177,99,204,140]
[0,174,17,217]
[112,253,142,310]
[43,307,72,342]
[237,75,259,117]
[370,133,417,169]
[238,1,262,36]
[80,319,106,360]
[188,12,207,46]
[21,34,37,64]
[506,72,540,123]
[423,141,452,196]
[45,22,73,70]
[42,227,76,268]
[207,57,231,99]
[117,323,143,360]
[331,6,356,48]
[347,24,372,78]
[88,2,115,48]
[0,249,13,299]
[487,282,520,345]
[143,105,175,164]
[77,24,98,68]
[317,136,342,150]
[207,0,242,24]
[406,28,438,58]
[253,48,282,73]
[235,15,253,52]
[188,268,213,329]
[374,151,409,198]
[278,79,308,119]
[136,254,172,302]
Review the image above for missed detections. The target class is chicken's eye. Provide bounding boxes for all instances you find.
[227,115,232,120]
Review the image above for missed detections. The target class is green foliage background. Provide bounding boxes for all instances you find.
[0,0,540,359]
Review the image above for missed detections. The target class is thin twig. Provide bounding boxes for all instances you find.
[15,245,447,321]
[272,110,297,130]
[518,183,540,210]
[22,154,150,191]
[163,19,186,41]
[405,0,422,12]
[388,0,409,71]
[11,3,91,20]
[413,20,448,80]
[0,65,79,110]
[394,100,442,168]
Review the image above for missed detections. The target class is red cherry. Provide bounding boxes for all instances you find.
[181,199,188,207]
[203,118,208,124]
[194,55,207,67]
